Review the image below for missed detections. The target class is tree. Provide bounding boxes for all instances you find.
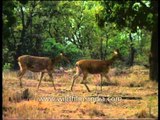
[3,0,155,77]
[3,1,17,69]
[101,1,158,81]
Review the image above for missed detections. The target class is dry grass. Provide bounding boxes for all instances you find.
[2,65,158,119]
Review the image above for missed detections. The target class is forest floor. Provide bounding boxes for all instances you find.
[3,65,158,119]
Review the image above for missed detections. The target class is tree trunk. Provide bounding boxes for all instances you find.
[149,20,158,81]
[100,38,103,60]
[127,33,135,66]
[139,30,143,54]
[104,35,109,60]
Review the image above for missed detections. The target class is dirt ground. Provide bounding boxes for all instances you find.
[2,65,158,119]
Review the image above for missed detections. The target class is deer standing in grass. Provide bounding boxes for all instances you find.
[70,49,123,92]
[17,53,69,89]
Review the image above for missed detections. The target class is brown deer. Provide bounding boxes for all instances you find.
[70,49,123,92]
[17,53,69,89]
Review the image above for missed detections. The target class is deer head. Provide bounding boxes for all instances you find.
[113,49,124,62]
[59,52,70,64]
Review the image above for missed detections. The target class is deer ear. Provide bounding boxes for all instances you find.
[60,53,63,56]
[114,51,118,55]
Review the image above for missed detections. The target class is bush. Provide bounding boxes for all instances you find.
[64,43,83,64]
[41,38,83,66]
[3,63,12,71]
[41,38,64,57]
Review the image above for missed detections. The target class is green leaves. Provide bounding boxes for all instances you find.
[42,38,63,56]
[103,1,156,31]
[41,38,82,63]
[132,2,142,11]
[2,1,154,69]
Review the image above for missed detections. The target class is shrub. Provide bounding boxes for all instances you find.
[3,63,12,71]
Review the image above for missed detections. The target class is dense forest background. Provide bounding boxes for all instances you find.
[3,0,158,81]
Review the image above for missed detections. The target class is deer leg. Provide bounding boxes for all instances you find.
[17,70,26,88]
[71,66,81,91]
[48,72,56,90]
[104,74,111,83]
[82,73,90,92]
[39,72,44,80]
[17,62,27,88]
[17,71,21,77]
[37,72,44,89]
[70,73,81,91]
[100,74,103,91]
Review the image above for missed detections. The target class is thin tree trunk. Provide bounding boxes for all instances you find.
[127,32,135,66]
[48,23,53,38]
[104,35,108,60]
[100,38,103,60]
[139,30,143,54]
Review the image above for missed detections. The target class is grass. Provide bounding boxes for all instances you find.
[2,65,158,119]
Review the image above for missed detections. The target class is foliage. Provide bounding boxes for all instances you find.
[2,0,155,71]
[3,63,12,71]
[41,38,64,57]
[41,38,82,64]
[101,0,158,81]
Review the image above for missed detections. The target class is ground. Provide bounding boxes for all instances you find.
[3,65,158,119]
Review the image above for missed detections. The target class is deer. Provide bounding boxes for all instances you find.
[17,53,70,90]
[70,49,123,92]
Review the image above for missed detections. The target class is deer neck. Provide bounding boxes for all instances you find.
[52,55,62,64]
[106,55,118,65]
